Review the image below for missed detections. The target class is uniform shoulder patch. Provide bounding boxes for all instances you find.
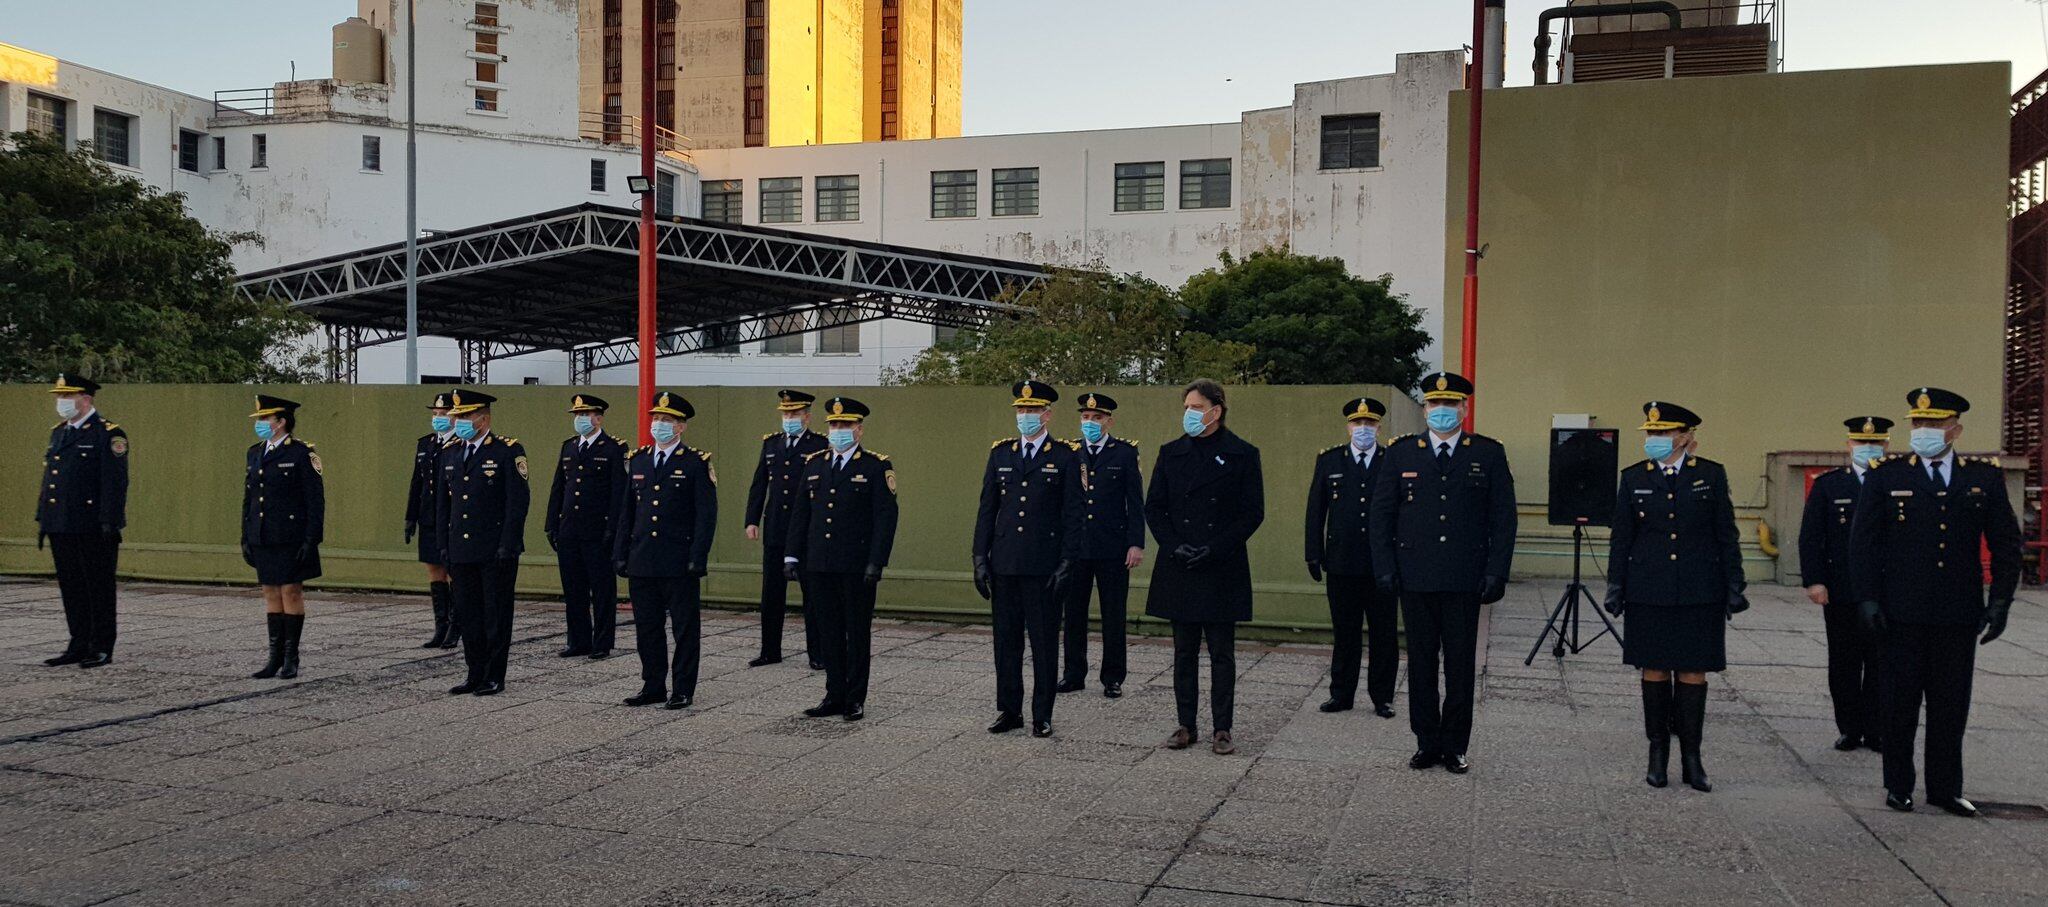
[109,435,129,457]
[309,451,324,475]
[885,467,897,493]
[514,455,529,478]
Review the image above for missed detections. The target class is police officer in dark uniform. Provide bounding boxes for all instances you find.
[407,392,461,649]
[973,380,1084,738]
[744,389,830,668]
[1799,416,1892,754]
[1849,387,2020,817]
[1059,392,1145,699]
[785,397,898,722]
[1369,372,1515,774]
[242,395,325,680]
[434,389,530,697]
[1603,402,1746,793]
[614,391,717,710]
[37,373,129,668]
[546,394,628,659]
[1305,396,1397,718]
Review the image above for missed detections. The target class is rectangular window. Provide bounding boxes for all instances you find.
[251,133,268,168]
[1113,162,1164,212]
[1179,158,1230,209]
[1320,114,1381,170]
[930,169,976,218]
[992,167,1039,216]
[361,135,382,171]
[762,313,805,354]
[934,325,961,344]
[655,171,677,215]
[603,93,623,142]
[760,177,802,224]
[702,180,742,223]
[474,88,499,111]
[91,109,133,167]
[473,2,499,27]
[211,135,227,170]
[603,0,621,28]
[816,174,859,222]
[589,159,606,192]
[657,30,676,71]
[704,323,741,354]
[475,29,498,55]
[475,60,498,83]
[177,130,202,172]
[26,93,67,141]
[603,34,623,83]
[817,313,860,354]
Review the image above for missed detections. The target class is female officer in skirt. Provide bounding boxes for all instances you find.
[1604,401,1746,791]
[407,392,460,649]
[243,395,325,680]
[1145,379,1265,755]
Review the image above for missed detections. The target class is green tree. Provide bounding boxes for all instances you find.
[882,269,1260,386]
[0,131,318,384]
[1180,249,1430,388]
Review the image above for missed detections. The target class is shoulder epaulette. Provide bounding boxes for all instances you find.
[991,438,1011,449]
[103,422,121,431]
[696,449,713,461]
[500,436,519,446]
[762,432,777,441]
[872,452,891,462]
[442,438,463,449]
[301,440,316,450]
[1323,444,1345,455]
[1062,439,1081,451]
[50,421,63,430]
[1964,455,2002,467]
[803,449,830,461]
[1394,433,1420,444]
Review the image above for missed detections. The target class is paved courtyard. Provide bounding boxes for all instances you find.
[0,576,2042,906]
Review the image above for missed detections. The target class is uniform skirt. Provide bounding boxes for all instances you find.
[416,532,444,565]
[250,544,321,586]
[1622,604,1726,672]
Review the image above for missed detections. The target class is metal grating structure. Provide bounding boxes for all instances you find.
[235,204,1046,384]
[2008,67,2048,580]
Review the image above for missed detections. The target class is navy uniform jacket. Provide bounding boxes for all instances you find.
[786,447,899,575]
[242,438,325,547]
[1607,457,1743,608]
[1142,428,1264,623]
[434,433,531,565]
[745,430,830,545]
[1075,436,1146,559]
[545,432,629,542]
[1367,433,1517,593]
[974,437,1085,576]
[1797,466,1864,594]
[36,412,129,534]
[1849,454,2021,626]
[613,444,717,576]
[405,433,442,528]
[1305,444,1384,576]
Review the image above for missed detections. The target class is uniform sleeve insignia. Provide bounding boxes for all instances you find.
[309,452,324,475]
[885,469,897,493]
[515,455,529,478]
[110,436,129,457]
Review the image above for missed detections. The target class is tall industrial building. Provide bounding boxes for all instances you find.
[578,0,961,150]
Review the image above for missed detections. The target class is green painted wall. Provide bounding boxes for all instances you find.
[1441,62,2011,576]
[2,384,1421,634]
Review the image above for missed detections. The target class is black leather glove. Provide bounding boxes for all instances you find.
[1184,546,1212,569]
[37,530,46,551]
[1603,584,1625,616]
[1048,559,1075,592]
[1479,574,1506,605]
[864,564,883,586]
[297,541,317,565]
[1982,597,2012,645]
[1375,574,1397,595]
[1306,561,1323,583]
[494,547,516,562]
[1857,600,1888,636]
[1171,543,1199,565]
[973,557,993,601]
[545,530,558,552]
[615,559,630,577]
[404,521,417,544]
[241,542,255,566]
[783,561,800,582]
[1726,592,1750,617]
[685,562,707,578]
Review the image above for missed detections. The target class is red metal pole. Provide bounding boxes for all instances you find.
[1460,0,1485,431]
[635,0,658,445]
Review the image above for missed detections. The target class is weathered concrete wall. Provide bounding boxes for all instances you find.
[678,0,746,151]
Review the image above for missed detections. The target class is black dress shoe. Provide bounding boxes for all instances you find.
[1886,792,1914,812]
[808,659,825,671]
[1928,796,1980,818]
[557,646,591,658]
[1103,683,1122,699]
[803,701,844,718]
[1442,754,1470,774]
[843,704,865,722]
[1832,734,1861,751]
[1032,720,1054,738]
[1319,699,1353,713]
[1056,679,1084,693]
[43,651,84,667]
[77,653,112,668]
[1373,703,1396,719]
[472,681,503,696]
[623,691,665,707]
[1863,737,1883,754]
[749,654,783,667]
[988,713,1024,734]
[449,681,481,695]
[664,695,692,710]
[588,650,611,660]
[1408,751,1440,770]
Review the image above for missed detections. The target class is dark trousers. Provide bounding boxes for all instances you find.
[1058,557,1129,686]
[1172,620,1237,732]
[556,534,617,653]
[49,532,120,655]
[1402,590,1481,755]
[1822,599,1883,740]
[1327,574,1399,707]
[1880,622,1978,800]
[809,571,876,707]
[449,559,519,685]
[627,575,701,698]
[759,544,819,659]
[993,574,1059,722]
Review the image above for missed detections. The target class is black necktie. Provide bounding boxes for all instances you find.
[1436,444,1451,468]
[1931,460,1944,487]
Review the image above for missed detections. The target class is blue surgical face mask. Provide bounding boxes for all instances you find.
[453,418,478,441]
[1016,412,1044,438]
[1850,444,1885,468]
[828,427,857,452]
[1079,420,1105,444]
[1182,408,1208,437]
[1909,427,1948,459]
[649,420,677,444]
[573,414,595,436]
[253,420,275,441]
[1350,424,1377,448]
[1643,435,1675,462]
[431,414,453,434]
[1425,405,1462,433]
[55,398,79,421]
[781,417,803,435]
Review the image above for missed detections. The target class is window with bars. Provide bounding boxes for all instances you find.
[702,180,742,222]
[1113,162,1164,212]
[992,167,1038,216]
[760,177,802,223]
[251,133,268,168]
[763,313,805,354]
[817,314,860,354]
[657,30,676,71]
[177,130,202,172]
[1179,159,1230,209]
[361,135,382,171]
[656,172,677,215]
[931,170,976,218]
[589,159,606,192]
[603,0,621,28]
[816,175,860,222]
[26,93,66,141]
[211,136,227,170]
[1320,114,1381,170]
[474,88,500,111]
[603,94,623,142]
[92,109,133,167]
[604,35,623,83]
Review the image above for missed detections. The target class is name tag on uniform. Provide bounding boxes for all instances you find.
[1401,471,1419,478]
[1691,479,1706,487]
[997,467,1012,473]
[593,457,608,463]
[671,469,685,476]
[1041,464,1059,472]
[1891,490,1913,497]
[1633,488,1652,495]
[78,444,95,449]
[851,474,869,483]
[279,462,295,469]
[1326,473,1343,479]
[632,473,646,480]
[1833,498,1851,504]
[483,460,498,468]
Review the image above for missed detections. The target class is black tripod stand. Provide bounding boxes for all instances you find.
[1524,523,1624,664]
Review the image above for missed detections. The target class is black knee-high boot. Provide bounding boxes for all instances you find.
[251,613,285,679]
[439,583,463,650]
[1642,678,1672,788]
[278,614,303,679]
[1675,680,1711,792]
[425,581,452,648]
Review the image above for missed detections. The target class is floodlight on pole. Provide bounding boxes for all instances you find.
[626,174,653,194]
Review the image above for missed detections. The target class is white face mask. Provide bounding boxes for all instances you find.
[55,398,78,421]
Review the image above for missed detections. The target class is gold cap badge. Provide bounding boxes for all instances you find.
[831,399,844,416]
[1435,375,1447,391]
[1863,418,1875,434]
[1647,405,1662,424]
[1917,391,1932,411]
[1084,394,1097,409]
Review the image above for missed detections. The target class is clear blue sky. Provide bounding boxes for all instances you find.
[6,1,2041,135]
